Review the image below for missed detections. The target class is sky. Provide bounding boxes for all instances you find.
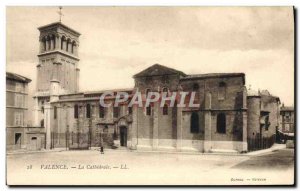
[6,6,294,112]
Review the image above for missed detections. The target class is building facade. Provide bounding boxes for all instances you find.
[6,72,31,150]
[33,22,281,153]
[279,105,294,134]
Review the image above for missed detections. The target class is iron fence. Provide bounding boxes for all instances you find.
[247,134,275,152]
[50,131,92,150]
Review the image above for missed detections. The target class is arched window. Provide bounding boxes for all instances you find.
[113,107,119,118]
[61,36,66,50]
[52,35,56,49]
[217,113,226,134]
[54,106,57,119]
[218,82,226,100]
[163,104,168,115]
[40,119,44,127]
[71,41,76,53]
[74,104,79,118]
[99,104,105,118]
[47,36,51,50]
[146,105,151,116]
[42,37,46,51]
[190,112,199,133]
[193,83,199,91]
[162,87,168,92]
[86,104,91,118]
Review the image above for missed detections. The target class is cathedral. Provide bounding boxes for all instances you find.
[33,21,281,153]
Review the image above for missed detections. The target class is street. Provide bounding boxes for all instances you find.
[6,148,294,185]
[232,149,294,170]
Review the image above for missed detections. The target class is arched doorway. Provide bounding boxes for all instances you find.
[119,126,127,147]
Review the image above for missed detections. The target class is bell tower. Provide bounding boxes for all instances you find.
[33,20,81,128]
[36,22,80,95]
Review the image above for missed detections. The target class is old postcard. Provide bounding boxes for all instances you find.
[6,6,295,186]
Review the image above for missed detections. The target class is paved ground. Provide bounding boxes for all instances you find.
[232,149,294,170]
[6,148,294,185]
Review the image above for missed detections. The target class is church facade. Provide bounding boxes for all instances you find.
[33,22,280,153]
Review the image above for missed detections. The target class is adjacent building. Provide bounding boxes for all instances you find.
[279,105,294,134]
[6,72,31,150]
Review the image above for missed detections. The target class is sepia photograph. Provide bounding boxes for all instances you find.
[5,6,295,186]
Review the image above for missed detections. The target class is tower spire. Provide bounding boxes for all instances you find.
[57,6,63,22]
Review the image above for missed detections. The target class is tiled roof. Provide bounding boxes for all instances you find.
[38,22,81,36]
[6,72,31,83]
[84,88,133,95]
[133,64,186,78]
[181,73,245,80]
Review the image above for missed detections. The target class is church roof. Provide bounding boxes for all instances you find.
[83,88,133,95]
[6,72,31,83]
[133,64,186,78]
[181,73,245,80]
[38,22,81,36]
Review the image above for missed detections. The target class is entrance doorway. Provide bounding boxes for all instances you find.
[119,126,127,147]
[14,133,22,149]
[30,137,37,150]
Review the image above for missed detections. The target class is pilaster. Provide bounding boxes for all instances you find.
[204,92,212,152]
[152,102,159,150]
[44,103,51,150]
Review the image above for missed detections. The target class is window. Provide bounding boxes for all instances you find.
[218,82,226,100]
[41,106,44,114]
[163,104,168,115]
[47,37,51,50]
[74,104,79,119]
[193,83,199,91]
[61,36,65,50]
[99,105,105,118]
[43,38,47,51]
[104,125,109,133]
[52,35,56,49]
[40,119,44,127]
[162,87,168,93]
[15,133,21,145]
[128,106,132,114]
[86,104,91,118]
[14,112,23,126]
[217,113,226,134]
[16,83,24,92]
[146,105,152,116]
[15,94,24,107]
[190,112,199,133]
[113,107,119,118]
[265,115,270,131]
[54,106,57,119]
